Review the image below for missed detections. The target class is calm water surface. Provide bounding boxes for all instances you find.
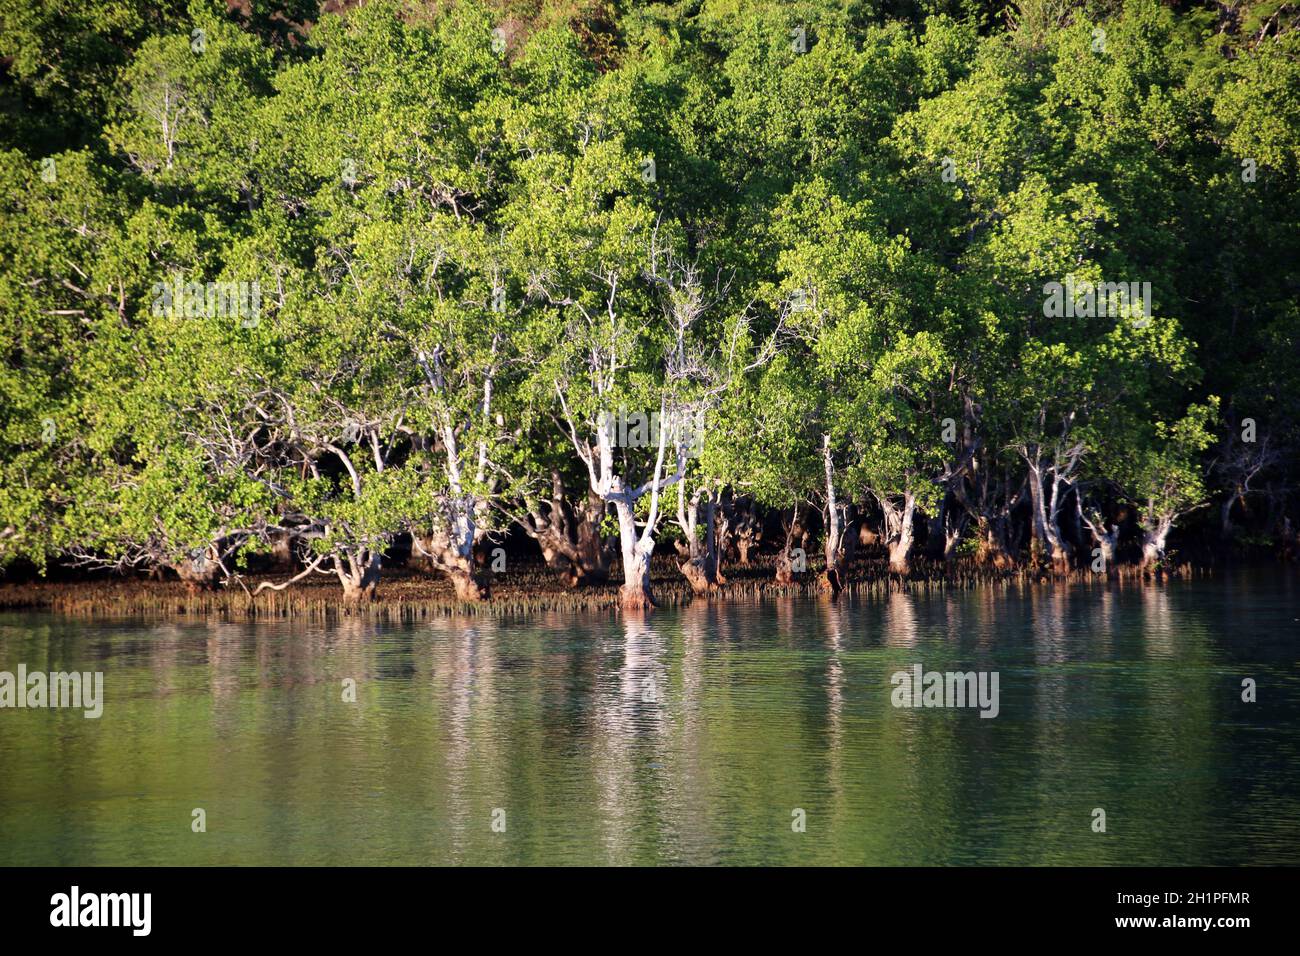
[1,572,1297,865]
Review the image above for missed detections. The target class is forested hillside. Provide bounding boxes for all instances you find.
[1,0,1297,607]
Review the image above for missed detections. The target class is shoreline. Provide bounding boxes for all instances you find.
[0,555,1239,622]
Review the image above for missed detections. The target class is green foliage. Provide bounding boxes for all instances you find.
[1,0,1297,581]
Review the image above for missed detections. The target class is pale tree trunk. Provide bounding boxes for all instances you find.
[416,345,497,601]
[450,564,487,600]
[821,435,847,591]
[1140,513,1174,571]
[1026,458,1072,573]
[417,520,488,601]
[560,392,684,611]
[1100,529,1120,567]
[1078,499,1119,573]
[1091,526,1120,571]
[605,428,662,610]
[677,485,723,595]
[890,495,916,577]
[432,428,489,600]
[877,492,917,577]
[548,254,718,611]
[336,549,381,603]
[614,498,655,608]
[1219,486,1247,540]
[439,446,490,602]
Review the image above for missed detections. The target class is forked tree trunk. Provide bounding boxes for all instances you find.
[959,463,1023,570]
[526,477,611,587]
[418,522,490,602]
[1219,488,1246,540]
[563,384,686,610]
[338,550,381,603]
[1092,528,1120,571]
[1027,462,1072,573]
[678,489,723,595]
[1140,517,1173,571]
[1079,503,1120,574]
[415,343,497,601]
[680,552,720,594]
[794,505,813,552]
[878,492,917,577]
[888,497,916,577]
[943,510,967,561]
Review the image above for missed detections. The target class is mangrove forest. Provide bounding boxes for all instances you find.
[2,0,1298,611]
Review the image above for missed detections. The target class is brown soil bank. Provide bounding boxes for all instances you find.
[0,555,1217,621]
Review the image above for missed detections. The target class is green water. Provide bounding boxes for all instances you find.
[1,572,1297,865]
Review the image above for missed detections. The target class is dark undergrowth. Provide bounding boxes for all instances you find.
[0,552,1230,621]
